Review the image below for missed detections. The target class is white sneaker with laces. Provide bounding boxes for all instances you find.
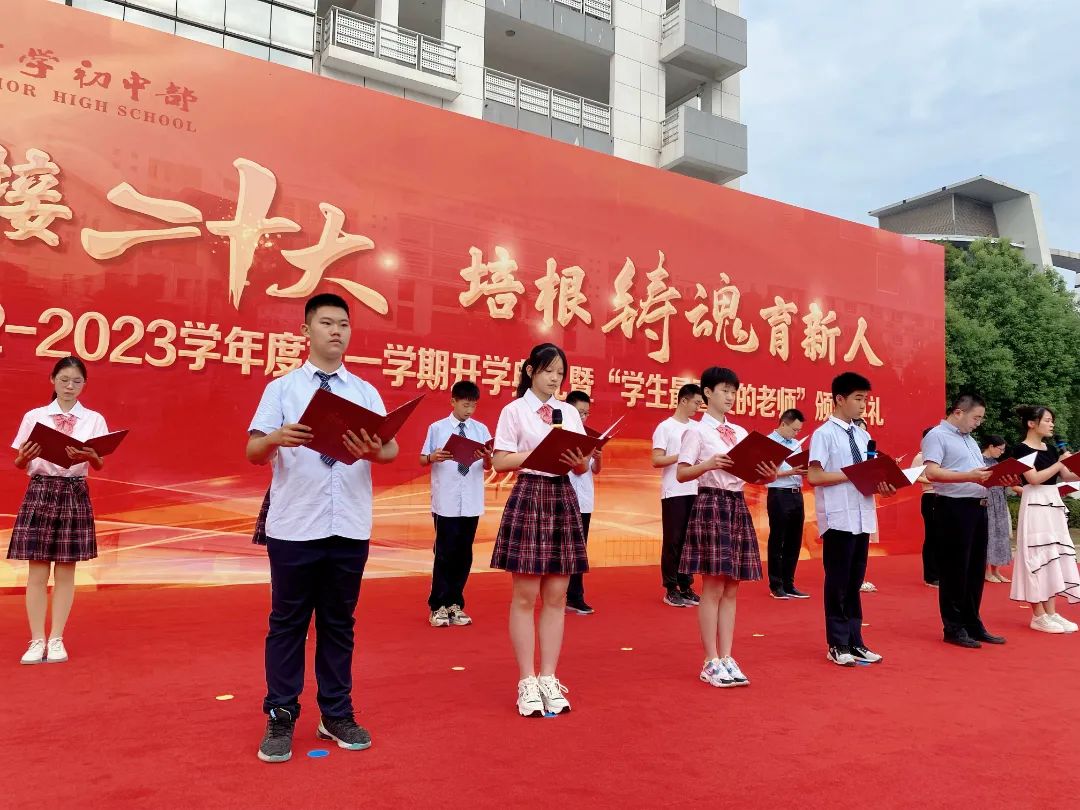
[46,637,68,663]
[827,646,857,667]
[1049,614,1079,633]
[516,676,544,717]
[429,606,450,627]
[447,604,472,626]
[721,657,749,686]
[860,581,878,593]
[537,675,571,714]
[1031,614,1065,634]
[21,638,46,665]
[699,658,734,688]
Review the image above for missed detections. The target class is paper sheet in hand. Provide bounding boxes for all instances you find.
[841,455,917,497]
[726,431,798,483]
[520,429,600,475]
[27,422,129,469]
[442,431,488,467]
[985,452,1037,487]
[297,388,424,465]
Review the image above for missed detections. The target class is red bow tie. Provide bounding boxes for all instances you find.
[716,424,736,445]
[52,413,77,436]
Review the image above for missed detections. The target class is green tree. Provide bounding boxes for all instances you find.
[944,239,1080,445]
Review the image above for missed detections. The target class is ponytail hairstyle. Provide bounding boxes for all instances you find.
[699,366,740,406]
[50,356,88,401]
[515,343,568,398]
[1017,404,1054,434]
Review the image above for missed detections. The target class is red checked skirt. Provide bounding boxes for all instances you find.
[251,489,270,546]
[491,473,589,575]
[679,487,762,580]
[7,475,97,563]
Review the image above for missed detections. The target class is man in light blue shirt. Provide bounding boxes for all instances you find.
[765,409,809,599]
[420,380,492,628]
[246,293,399,764]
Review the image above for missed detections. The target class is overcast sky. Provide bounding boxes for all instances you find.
[740,0,1079,252]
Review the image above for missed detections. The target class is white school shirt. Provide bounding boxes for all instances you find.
[808,415,877,537]
[765,430,803,490]
[421,414,492,518]
[652,416,698,499]
[249,361,385,542]
[492,388,586,477]
[570,460,598,514]
[678,413,748,492]
[12,400,109,478]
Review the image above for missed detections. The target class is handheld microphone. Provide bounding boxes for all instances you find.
[866,440,877,459]
[1054,436,1068,452]
[551,409,563,430]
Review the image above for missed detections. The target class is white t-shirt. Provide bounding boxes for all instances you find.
[652,416,698,499]
[492,388,586,477]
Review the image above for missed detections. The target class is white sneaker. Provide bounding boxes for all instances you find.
[429,606,450,627]
[46,637,68,663]
[20,638,46,665]
[721,657,749,686]
[699,658,734,688]
[1031,614,1066,634]
[537,675,571,714]
[447,604,472,626]
[860,581,878,593]
[516,676,544,717]
[827,646,857,667]
[850,645,884,664]
[1049,614,1079,633]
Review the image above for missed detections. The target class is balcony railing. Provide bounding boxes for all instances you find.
[662,108,680,146]
[553,0,613,23]
[484,69,611,134]
[321,7,459,80]
[661,5,679,39]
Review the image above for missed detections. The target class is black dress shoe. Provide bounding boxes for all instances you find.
[970,630,1006,645]
[943,632,981,649]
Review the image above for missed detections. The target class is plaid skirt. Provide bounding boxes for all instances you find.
[679,487,762,580]
[491,474,589,575]
[252,490,270,546]
[7,475,97,562]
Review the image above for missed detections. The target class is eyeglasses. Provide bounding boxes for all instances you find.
[56,377,85,387]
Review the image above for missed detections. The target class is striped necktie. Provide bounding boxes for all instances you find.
[847,426,863,464]
[314,371,337,467]
[456,421,470,477]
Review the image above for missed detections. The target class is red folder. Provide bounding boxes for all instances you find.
[442,431,489,467]
[520,429,600,475]
[583,415,625,447]
[726,431,798,483]
[1059,483,1079,498]
[841,455,914,497]
[785,450,810,469]
[985,457,1033,488]
[1059,454,1080,477]
[27,422,129,469]
[297,388,424,465]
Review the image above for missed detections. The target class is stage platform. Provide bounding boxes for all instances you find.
[5,555,1073,808]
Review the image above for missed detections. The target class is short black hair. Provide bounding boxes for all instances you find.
[566,390,591,406]
[700,367,740,405]
[305,292,350,323]
[451,380,480,401]
[677,383,702,403]
[949,393,986,414]
[831,371,871,401]
[779,409,804,425]
[983,434,1006,450]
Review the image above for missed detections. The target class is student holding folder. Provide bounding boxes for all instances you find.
[490,343,589,717]
[246,293,399,763]
[11,357,110,666]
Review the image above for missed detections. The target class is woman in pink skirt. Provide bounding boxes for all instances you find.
[1009,405,1080,633]
[10,357,110,664]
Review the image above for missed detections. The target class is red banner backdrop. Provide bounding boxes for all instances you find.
[0,0,944,586]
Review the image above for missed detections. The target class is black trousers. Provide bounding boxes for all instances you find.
[428,514,480,610]
[822,529,868,648]
[264,536,370,719]
[766,488,804,591]
[567,512,592,603]
[660,495,695,591]
[933,497,989,638]
[920,492,941,584]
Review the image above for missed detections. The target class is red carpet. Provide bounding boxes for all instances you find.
[5,555,1076,808]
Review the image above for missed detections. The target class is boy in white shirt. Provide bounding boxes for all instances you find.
[566,390,601,614]
[420,380,493,627]
[651,383,704,607]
